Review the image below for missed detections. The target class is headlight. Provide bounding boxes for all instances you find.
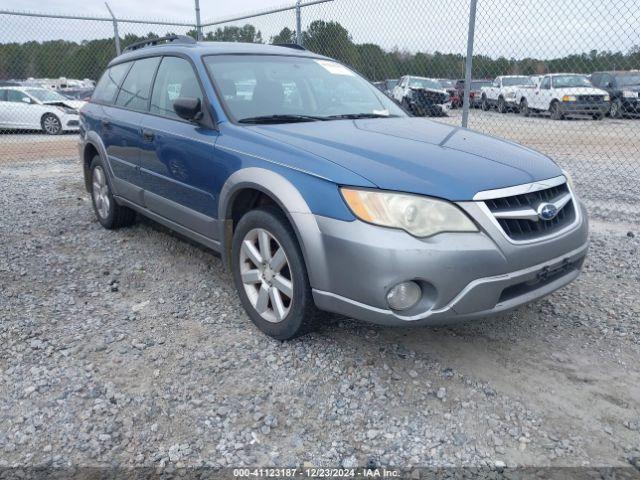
[340,188,477,238]
[603,94,610,101]
[622,91,635,98]
[562,95,577,102]
[562,169,575,191]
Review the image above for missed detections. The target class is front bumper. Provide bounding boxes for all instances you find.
[61,113,80,131]
[306,200,588,326]
[558,101,608,116]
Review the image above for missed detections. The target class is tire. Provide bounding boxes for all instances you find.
[592,113,604,120]
[609,99,623,119]
[231,206,318,340]
[401,98,414,116]
[481,95,490,111]
[520,98,530,117]
[41,113,62,135]
[497,96,506,113]
[550,101,564,120]
[89,156,136,229]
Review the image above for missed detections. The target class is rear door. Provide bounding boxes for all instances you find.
[139,55,220,239]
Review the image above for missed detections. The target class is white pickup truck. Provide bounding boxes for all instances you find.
[516,73,610,120]
[480,75,536,113]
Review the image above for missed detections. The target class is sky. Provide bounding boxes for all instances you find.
[1,0,638,59]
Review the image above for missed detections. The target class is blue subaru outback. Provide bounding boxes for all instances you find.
[79,35,589,339]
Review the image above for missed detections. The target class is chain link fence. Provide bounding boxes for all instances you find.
[1,1,639,215]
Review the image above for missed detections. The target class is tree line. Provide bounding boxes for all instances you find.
[1,20,638,82]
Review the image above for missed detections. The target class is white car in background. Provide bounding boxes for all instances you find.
[517,73,610,120]
[0,87,84,135]
[480,75,536,112]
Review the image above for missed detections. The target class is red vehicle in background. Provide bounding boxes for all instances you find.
[451,79,493,108]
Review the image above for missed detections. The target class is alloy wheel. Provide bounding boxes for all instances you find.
[43,115,61,135]
[92,166,111,219]
[239,228,293,323]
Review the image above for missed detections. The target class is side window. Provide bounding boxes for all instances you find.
[115,57,160,112]
[92,62,131,105]
[7,90,28,103]
[590,73,601,87]
[493,79,499,87]
[0,89,7,102]
[604,74,614,88]
[150,56,203,120]
[540,77,550,89]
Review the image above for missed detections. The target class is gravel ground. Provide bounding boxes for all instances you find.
[1,156,639,473]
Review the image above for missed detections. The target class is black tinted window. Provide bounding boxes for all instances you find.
[115,57,160,111]
[150,57,203,120]
[93,62,131,104]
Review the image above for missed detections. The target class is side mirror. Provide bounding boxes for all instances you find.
[173,97,203,122]
[21,96,32,104]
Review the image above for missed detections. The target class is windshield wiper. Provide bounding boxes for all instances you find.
[238,114,326,124]
[323,113,398,120]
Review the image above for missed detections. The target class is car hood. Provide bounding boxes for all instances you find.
[43,100,85,110]
[250,117,561,201]
[410,86,448,95]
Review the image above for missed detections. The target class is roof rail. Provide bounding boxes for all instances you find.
[122,34,196,53]
[274,43,307,51]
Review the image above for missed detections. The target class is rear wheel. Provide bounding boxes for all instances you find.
[550,101,564,120]
[89,156,136,229]
[520,98,530,117]
[592,112,604,120]
[41,113,62,135]
[231,207,318,340]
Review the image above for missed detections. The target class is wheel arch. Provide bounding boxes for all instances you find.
[81,132,112,192]
[218,168,327,289]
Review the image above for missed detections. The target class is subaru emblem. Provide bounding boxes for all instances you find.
[537,202,559,221]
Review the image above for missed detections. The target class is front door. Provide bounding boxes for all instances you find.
[139,56,220,239]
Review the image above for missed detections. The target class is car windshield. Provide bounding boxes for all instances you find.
[616,73,640,86]
[552,75,592,88]
[408,78,442,90]
[502,77,534,87]
[203,55,405,123]
[439,79,455,88]
[25,89,69,102]
[471,81,492,89]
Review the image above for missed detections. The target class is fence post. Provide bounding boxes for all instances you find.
[105,2,121,55]
[461,0,478,128]
[295,0,302,46]
[194,0,202,40]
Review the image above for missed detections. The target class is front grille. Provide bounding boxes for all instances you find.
[576,94,605,103]
[485,183,576,241]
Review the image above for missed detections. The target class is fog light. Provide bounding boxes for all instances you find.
[386,281,421,311]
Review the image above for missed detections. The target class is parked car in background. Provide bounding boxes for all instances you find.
[481,75,535,112]
[590,70,640,118]
[0,86,83,134]
[80,37,588,340]
[393,75,451,116]
[373,79,398,97]
[518,73,609,120]
[451,79,493,108]
[438,78,457,105]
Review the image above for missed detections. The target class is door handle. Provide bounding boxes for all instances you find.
[142,129,155,142]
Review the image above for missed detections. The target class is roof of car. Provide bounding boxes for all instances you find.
[110,41,327,66]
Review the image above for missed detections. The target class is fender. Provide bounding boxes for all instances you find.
[81,131,112,191]
[218,167,330,290]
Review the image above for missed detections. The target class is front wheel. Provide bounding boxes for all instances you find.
[41,113,62,135]
[497,97,507,113]
[520,99,530,117]
[231,207,318,340]
[481,96,490,111]
[609,99,623,119]
[550,101,564,120]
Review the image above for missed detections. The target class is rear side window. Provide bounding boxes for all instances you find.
[150,56,203,120]
[92,62,131,105]
[0,89,7,101]
[115,57,160,112]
